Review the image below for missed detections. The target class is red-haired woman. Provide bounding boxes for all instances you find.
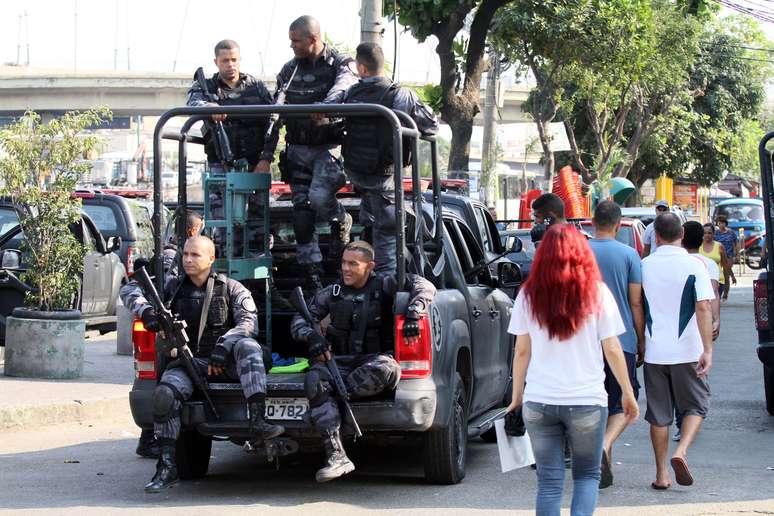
[506,224,639,516]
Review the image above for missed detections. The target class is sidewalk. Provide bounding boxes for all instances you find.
[0,332,134,432]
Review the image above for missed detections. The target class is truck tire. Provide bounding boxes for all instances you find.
[176,429,212,479]
[423,372,467,484]
[765,365,774,416]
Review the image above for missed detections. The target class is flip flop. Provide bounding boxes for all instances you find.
[670,456,694,486]
[651,482,671,490]
[600,450,613,489]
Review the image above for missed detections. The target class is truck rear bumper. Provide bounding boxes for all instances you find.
[757,342,774,367]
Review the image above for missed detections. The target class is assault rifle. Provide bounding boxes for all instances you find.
[264,64,298,140]
[288,286,362,439]
[134,267,220,419]
[194,67,235,168]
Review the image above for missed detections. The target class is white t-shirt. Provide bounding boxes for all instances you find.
[642,245,714,365]
[507,282,625,406]
[644,222,658,252]
[691,253,720,283]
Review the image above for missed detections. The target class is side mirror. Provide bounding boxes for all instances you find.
[497,261,523,288]
[106,236,122,253]
[510,237,523,254]
[0,249,22,269]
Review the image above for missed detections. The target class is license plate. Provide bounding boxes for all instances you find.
[265,397,308,421]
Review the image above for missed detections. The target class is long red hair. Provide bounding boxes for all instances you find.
[521,224,601,340]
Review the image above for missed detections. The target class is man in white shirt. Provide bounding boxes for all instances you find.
[642,213,714,489]
[642,200,670,257]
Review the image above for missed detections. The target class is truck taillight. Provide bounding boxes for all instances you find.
[395,314,432,378]
[754,280,769,330]
[133,319,157,380]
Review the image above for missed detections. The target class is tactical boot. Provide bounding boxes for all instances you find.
[315,430,355,483]
[135,428,160,459]
[249,399,285,441]
[329,212,353,257]
[144,440,178,493]
[303,263,324,291]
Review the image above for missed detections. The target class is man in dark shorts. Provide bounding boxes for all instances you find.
[642,213,714,489]
[589,201,645,488]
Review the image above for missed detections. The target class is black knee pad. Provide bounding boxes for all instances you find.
[152,383,180,423]
[304,369,332,407]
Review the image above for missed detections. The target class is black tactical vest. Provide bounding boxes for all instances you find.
[202,73,269,167]
[326,276,393,355]
[279,47,352,146]
[170,274,231,358]
[342,77,405,178]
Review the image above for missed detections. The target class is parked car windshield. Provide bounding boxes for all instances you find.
[580,223,635,248]
[716,203,763,222]
[82,204,118,232]
[0,207,19,236]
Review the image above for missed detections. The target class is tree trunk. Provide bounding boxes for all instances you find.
[534,118,555,190]
[447,117,474,176]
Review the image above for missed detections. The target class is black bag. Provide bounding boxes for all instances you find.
[504,407,526,437]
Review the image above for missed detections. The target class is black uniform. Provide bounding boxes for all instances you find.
[341,76,438,275]
[276,45,358,267]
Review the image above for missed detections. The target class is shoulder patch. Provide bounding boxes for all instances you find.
[240,295,257,314]
[346,60,358,75]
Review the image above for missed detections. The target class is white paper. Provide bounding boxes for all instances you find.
[495,418,535,473]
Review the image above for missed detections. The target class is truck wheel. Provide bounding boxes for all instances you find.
[765,365,774,416]
[423,372,467,484]
[175,429,212,479]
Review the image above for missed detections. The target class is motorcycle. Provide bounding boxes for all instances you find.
[744,233,766,270]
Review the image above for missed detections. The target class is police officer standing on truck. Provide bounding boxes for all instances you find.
[290,241,436,482]
[120,236,284,493]
[341,42,438,276]
[187,39,278,255]
[276,15,358,289]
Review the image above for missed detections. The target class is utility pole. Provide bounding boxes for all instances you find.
[360,0,384,44]
[481,49,501,208]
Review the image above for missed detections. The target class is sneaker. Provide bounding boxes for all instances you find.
[672,430,681,442]
[329,212,353,257]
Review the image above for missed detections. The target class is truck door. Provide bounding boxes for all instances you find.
[446,219,507,413]
[83,217,112,314]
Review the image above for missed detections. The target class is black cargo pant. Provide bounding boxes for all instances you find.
[304,353,401,435]
[152,338,266,440]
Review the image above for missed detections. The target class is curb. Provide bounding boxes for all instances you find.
[0,395,130,433]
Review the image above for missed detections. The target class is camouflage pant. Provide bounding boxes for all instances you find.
[351,172,396,276]
[207,164,266,258]
[305,353,401,435]
[153,338,267,440]
[287,145,347,265]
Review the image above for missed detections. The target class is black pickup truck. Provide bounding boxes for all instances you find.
[128,104,521,485]
[754,131,774,415]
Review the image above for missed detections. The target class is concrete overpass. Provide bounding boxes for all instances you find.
[0,66,530,123]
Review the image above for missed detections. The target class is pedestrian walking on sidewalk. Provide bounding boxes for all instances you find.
[701,222,736,301]
[589,201,645,489]
[642,214,714,489]
[506,224,639,516]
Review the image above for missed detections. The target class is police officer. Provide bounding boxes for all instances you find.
[162,210,204,277]
[277,15,358,289]
[120,236,284,493]
[290,241,436,482]
[187,39,278,255]
[341,42,438,276]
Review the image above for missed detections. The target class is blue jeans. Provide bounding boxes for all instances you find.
[523,402,608,516]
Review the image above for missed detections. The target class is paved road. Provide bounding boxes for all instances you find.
[1,285,772,515]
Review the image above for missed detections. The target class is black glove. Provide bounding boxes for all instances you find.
[403,311,421,339]
[141,308,160,332]
[208,345,229,370]
[308,333,329,359]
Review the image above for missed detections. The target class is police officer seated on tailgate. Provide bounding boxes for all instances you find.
[290,241,436,482]
[277,15,358,289]
[341,42,438,277]
[120,236,284,493]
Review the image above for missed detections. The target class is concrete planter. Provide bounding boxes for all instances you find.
[3,308,85,379]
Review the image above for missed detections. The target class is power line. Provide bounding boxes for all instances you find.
[705,43,774,54]
[171,0,191,72]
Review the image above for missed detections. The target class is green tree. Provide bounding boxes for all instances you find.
[390,0,511,172]
[0,108,110,311]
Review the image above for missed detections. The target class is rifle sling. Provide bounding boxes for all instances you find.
[197,276,215,351]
